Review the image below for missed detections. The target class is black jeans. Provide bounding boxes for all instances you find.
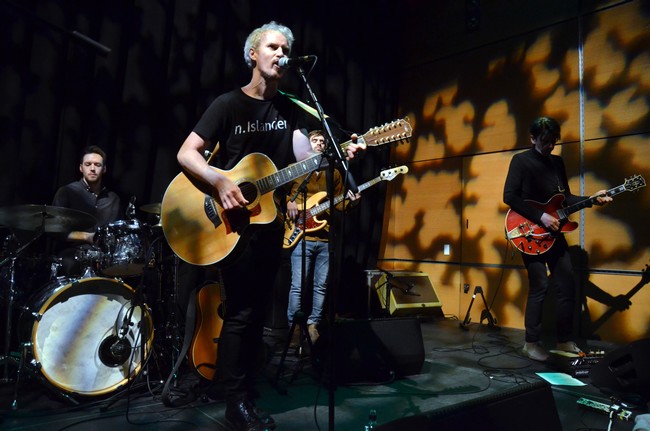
[521,235,575,344]
[215,228,282,401]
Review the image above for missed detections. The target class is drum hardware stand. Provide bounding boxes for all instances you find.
[459,285,499,330]
[147,235,184,382]
[9,340,80,409]
[0,230,44,384]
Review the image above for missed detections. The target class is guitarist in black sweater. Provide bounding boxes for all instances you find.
[503,116,611,362]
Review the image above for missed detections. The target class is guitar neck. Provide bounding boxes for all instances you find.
[256,154,324,194]
[256,118,412,196]
[309,175,384,217]
[557,183,630,219]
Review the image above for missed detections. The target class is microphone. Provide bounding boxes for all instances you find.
[98,334,132,367]
[278,55,316,68]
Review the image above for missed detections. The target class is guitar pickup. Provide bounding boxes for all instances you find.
[204,195,222,229]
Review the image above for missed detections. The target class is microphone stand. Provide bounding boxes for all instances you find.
[374,268,396,317]
[274,169,320,387]
[374,268,419,317]
[459,286,498,330]
[293,64,358,431]
[100,239,154,412]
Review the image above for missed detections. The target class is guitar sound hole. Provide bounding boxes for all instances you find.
[239,182,259,204]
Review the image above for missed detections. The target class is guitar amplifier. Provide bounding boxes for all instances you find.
[374,271,442,317]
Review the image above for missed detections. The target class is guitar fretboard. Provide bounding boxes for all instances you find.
[257,154,324,194]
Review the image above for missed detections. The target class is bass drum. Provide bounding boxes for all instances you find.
[24,277,153,396]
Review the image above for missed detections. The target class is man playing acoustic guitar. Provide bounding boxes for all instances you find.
[503,116,612,362]
[176,21,365,431]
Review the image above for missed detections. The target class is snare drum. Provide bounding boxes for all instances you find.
[23,277,152,396]
[96,220,148,277]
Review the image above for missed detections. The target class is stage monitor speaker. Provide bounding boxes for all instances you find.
[375,380,562,431]
[374,271,442,317]
[316,317,425,384]
[590,338,650,402]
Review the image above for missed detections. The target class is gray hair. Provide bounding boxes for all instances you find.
[243,21,294,69]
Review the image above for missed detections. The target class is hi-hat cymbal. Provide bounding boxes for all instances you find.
[140,202,161,215]
[0,205,96,233]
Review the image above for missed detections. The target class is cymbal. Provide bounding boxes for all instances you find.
[140,202,161,215]
[0,205,96,233]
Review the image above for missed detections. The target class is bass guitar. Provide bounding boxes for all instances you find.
[161,118,412,266]
[505,174,645,255]
[283,165,408,249]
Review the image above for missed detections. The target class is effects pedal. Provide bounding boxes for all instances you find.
[549,349,604,377]
[577,397,633,421]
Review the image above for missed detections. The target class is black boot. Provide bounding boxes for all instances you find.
[225,398,275,431]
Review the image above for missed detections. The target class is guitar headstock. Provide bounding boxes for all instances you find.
[359,118,413,147]
[380,165,409,182]
[623,174,646,192]
[641,262,650,285]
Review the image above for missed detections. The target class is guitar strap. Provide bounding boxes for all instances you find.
[278,90,328,120]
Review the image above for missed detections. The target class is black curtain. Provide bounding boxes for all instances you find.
[0,0,401,316]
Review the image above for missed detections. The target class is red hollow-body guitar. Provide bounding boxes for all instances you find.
[505,175,645,255]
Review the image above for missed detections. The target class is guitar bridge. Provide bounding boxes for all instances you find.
[506,221,534,240]
[204,195,222,229]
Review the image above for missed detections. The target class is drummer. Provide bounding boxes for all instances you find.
[52,145,121,276]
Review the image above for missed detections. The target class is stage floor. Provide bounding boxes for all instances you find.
[0,317,643,431]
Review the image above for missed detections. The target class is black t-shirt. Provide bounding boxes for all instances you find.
[193,89,313,171]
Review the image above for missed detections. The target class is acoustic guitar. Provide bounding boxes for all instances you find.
[283,165,408,249]
[505,175,645,255]
[189,282,224,380]
[161,118,412,266]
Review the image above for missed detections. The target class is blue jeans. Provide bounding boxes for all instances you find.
[288,240,329,325]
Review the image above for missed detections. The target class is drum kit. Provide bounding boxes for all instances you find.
[0,203,182,405]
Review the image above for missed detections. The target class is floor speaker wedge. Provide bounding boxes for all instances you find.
[375,380,562,431]
[315,317,425,384]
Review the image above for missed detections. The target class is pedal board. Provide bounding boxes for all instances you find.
[548,350,604,377]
